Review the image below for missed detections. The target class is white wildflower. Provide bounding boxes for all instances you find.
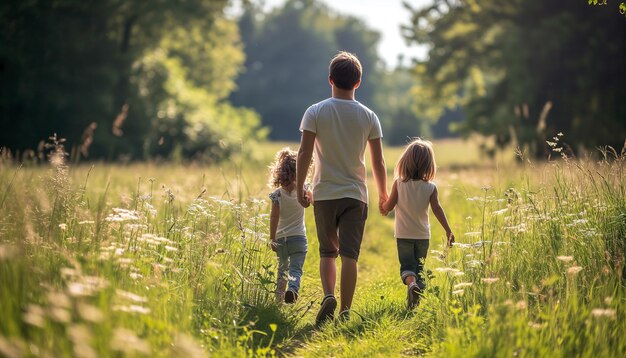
[567,266,583,275]
[590,308,616,319]
[67,276,108,297]
[481,277,499,284]
[116,289,148,303]
[153,236,174,245]
[49,307,71,323]
[492,208,509,215]
[23,304,46,328]
[0,336,25,358]
[171,333,206,358]
[77,303,104,323]
[466,260,483,268]
[105,208,140,222]
[112,305,151,315]
[110,328,151,355]
[129,272,143,280]
[48,291,71,308]
[164,245,178,252]
[453,282,473,289]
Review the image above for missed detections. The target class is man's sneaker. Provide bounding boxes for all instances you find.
[315,295,337,327]
[408,283,421,309]
[284,289,298,304]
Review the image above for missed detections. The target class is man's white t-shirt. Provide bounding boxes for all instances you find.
[300,97,383,204]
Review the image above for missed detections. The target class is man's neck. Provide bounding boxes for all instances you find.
[332,86,356,100]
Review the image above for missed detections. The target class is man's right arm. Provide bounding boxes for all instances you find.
[297,130,316,208]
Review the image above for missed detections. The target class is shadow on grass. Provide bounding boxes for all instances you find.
[241,292,319,356]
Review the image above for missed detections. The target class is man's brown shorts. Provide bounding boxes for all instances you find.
[313,198,368,261]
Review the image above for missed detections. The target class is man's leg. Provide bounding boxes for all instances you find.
[320,257,337,296]
[337,198,368,313]
[314,200,340,326]
[339,256,357,312]
[314,200,340,296]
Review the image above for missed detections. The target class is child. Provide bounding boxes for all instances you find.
[382,139,455,309]
[268,148,311,304]
[297,51,388,325]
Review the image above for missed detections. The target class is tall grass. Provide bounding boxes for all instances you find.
[0,139,624,357]
[0,145,283,356]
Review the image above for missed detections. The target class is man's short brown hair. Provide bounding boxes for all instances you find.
[329,51,362,90]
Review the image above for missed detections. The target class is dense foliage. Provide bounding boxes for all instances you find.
[403,0,626,156]
[0,0,265,161]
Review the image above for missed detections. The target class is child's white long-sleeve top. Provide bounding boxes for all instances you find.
[395,180,436,240]
[269,188,306,239]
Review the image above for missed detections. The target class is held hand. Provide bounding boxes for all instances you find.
[378,193,388,215]
[269,240,278,252]
[297,194,310,208]
[378,199,385,215]
[447,232,455,247]
[297,189,310,208]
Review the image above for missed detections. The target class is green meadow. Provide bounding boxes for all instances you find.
[0,139,624,357]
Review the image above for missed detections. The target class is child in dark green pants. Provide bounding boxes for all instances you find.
[382,139,455,308]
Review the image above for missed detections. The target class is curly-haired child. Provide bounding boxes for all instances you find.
[268,147,312,303]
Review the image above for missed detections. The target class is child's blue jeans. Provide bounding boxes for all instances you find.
[397,239,429,290]
[275,235,307,297]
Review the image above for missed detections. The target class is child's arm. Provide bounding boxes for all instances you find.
[381,180,398,215]
[429,186,455,247]
[368,138,388,214]
[269,201,280,251]
[297,130,315,208]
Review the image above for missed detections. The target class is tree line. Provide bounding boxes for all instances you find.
[402,0,626,156]
[1,0,623,161]
[0,0,265,162]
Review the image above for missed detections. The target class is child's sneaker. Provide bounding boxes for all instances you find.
[407,283,421,309]
[315,294,337,327]
[284,289,298,304]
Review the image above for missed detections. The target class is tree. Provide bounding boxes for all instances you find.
[373,64,432,145]
[0,0,264,161]
[231,0,383,141]
[403,0,626,156]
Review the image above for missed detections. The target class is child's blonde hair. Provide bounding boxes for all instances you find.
[268,147,297,188]
[396,138,436,182]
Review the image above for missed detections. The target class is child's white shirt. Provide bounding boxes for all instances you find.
[395,180,436,240]
[269,187,306,239]
[300,97,383,204]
